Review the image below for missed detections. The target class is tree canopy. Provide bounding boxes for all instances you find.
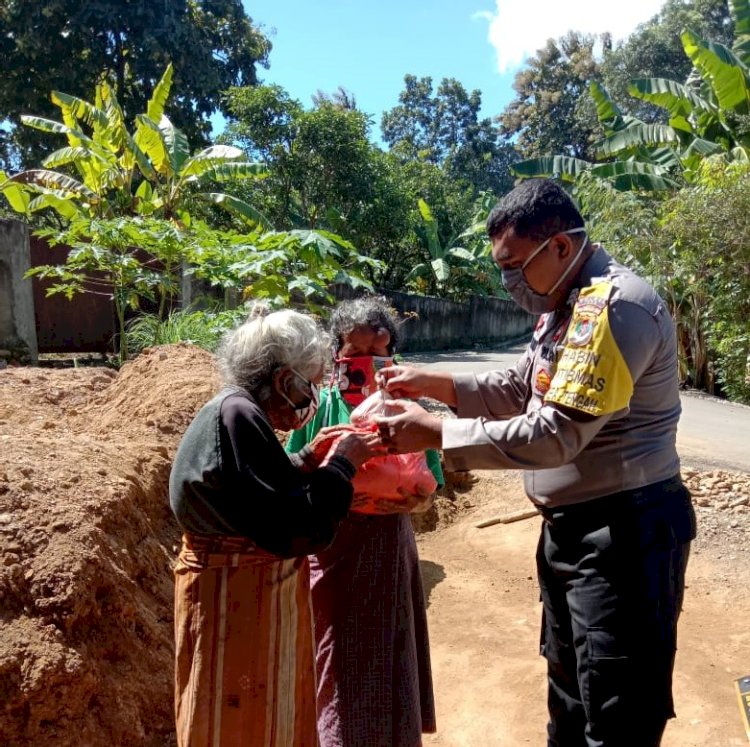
[501,32,601,160]
[381,75,517,195]
[0,0,270,170]
[601,0,734,120]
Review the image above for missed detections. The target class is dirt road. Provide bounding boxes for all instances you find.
[418,471,749,747]
[1,344,747,745]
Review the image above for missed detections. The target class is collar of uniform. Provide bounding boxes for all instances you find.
[566,244,612,306]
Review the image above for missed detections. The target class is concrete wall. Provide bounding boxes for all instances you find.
[333,285,535,352]
[0,219,38,362]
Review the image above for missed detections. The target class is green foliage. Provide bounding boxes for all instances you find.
[0,66,267,225]
[224,86,379,232]
[600,0,733,122]
[502,32,602,160]
[575,163,750,403]
[185,223,380,316]
[222,84,477,293]
[382,75,517,195]
[126,307,247,354]
[512,0,750,191]
[512,0,750,190]
[27,217,190,361]
[25,212,378,362]
[657,162,750,401]
[0,0,270,169]
[405,196,503,301]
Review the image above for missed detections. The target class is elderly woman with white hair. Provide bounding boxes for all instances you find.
[169,308,382,747]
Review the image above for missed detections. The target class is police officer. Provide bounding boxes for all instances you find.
[375,179,696,747]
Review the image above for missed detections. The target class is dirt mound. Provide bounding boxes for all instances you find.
[0,345,219,747]
[412,469,480,533]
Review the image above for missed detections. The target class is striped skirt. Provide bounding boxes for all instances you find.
[174,534,318,747]
[310,513,436,747]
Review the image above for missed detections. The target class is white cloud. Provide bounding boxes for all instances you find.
[476,0,666,73]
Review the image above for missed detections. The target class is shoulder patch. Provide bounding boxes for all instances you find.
[544,281,634,416]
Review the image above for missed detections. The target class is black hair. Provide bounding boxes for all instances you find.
[329,296,399,354]
[486,179,584,242]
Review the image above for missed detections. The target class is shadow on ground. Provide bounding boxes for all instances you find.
[419,559,447,607]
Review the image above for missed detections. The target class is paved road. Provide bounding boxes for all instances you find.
[408,344,750,473]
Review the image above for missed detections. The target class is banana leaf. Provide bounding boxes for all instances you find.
[731,0,750,64]
[418,198,443,260]
[596,124,679,158]
[198,192,273,231]
[0,170,30,214]
[681,29,750,113]
[628,78,713,119]
[511,155,592,181]
[145,64,173,124]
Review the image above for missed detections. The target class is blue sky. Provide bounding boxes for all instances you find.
[233,0,667,141]
[241,0,509,133]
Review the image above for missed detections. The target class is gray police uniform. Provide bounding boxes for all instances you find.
[443,246,696,747]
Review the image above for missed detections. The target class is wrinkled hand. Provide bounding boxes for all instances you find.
[308,425,356,460]
[373,399,442,454]
[327,428,385,470]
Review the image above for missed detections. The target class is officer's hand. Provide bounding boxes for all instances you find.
[375,365,428,399]
[376,366,457,406]
[373,399,442,453]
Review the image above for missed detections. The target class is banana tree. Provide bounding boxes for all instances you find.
[512,0,750,189]
[0,65,270,227]
[406,198,499,299]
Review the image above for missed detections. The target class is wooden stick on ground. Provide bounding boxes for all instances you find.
[475,508,540,529]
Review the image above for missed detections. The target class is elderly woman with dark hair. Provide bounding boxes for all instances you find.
[286,296,441,747]
[169,308,382,747]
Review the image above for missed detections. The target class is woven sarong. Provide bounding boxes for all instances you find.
[311,513,436,747]
[174,533,318,747]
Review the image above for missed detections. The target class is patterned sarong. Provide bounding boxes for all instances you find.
[311,513,436,747]
[174,533,318,747]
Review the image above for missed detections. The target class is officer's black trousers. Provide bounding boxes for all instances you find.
[537,475,696,747]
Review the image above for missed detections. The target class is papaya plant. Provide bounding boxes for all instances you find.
[28,217,191,362]
[185,223,381,315]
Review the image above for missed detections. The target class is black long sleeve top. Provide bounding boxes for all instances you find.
[168,388,355,557]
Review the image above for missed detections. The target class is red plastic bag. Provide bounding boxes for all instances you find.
[346,393,438,515]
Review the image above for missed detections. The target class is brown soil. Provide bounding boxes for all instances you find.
[1,345,748,746]
[0,345,219,747]
[418,469,750,747]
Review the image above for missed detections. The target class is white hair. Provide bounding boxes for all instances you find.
[217,308,330,391]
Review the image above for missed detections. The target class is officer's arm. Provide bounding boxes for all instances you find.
[451,347,532,420]
[443,299,660,471]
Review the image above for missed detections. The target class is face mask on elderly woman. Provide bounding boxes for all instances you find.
[278,369,320,428]
[334,355,395,406]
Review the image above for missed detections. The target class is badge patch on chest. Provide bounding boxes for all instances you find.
[544,281,634,416]
[534,367,552,395]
